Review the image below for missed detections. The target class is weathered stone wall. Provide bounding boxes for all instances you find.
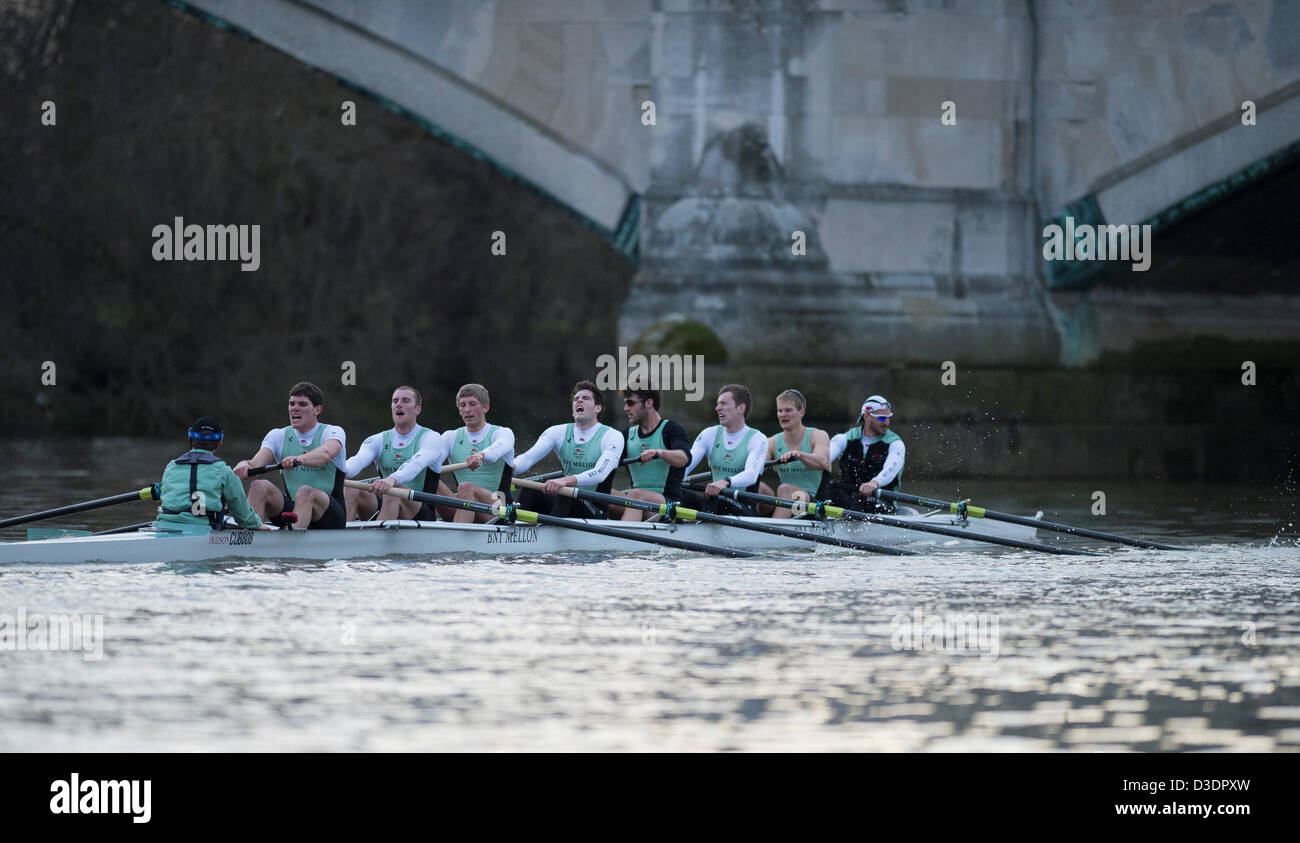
[1034,0,1300,213]
[2,0,1296,483]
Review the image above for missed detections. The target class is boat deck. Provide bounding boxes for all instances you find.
[0,507,1045,564]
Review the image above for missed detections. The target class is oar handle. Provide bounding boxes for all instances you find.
[447,457,627,479]
[685,459,777,483]
[511,477,578,497]
[248,464,285,476]
[521,456,643,484]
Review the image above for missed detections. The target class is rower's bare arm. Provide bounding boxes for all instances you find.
[234,446,276,478]
[287,437,342,469]
[805,430,832,471]
[543,476,578,494]
[659,448,690,468]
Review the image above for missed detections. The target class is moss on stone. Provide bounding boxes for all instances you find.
[632,320,728,363]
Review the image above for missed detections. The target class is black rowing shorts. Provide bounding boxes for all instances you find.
[281,493,347,529]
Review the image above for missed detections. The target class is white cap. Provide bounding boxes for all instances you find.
[856,394,893,422]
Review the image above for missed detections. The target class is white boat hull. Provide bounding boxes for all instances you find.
[0,508,1044,565]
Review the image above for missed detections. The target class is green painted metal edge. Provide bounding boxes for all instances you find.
[1041,195,1106,291]
[1143,138,1300,235]
[159,0,640,263]
[1042,139,1300,291]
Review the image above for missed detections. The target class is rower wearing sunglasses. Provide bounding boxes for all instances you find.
[766,388,831,518]
[828,395,905,514]
[608,385,691,521]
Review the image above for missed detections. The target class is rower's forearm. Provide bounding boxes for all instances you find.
[659,449,689,468]
[246,448,275,468]
[297,448,333,467]
[802,454,830,471]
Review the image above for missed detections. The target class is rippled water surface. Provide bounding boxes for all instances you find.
[1,439,1297,751]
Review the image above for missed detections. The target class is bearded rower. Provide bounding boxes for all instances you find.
[343,385,447,522]
[766,388,831,518]
[233,381,348,529]
[610,385,690,522]
[437,383,516,523]
[681,384,773,517]
[828,394,905,514]
[512,379,625,518]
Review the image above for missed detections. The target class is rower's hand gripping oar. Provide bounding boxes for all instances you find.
[518,456,648,485]
[711,486,1095,556]
[344,479,758,558]
[434,455,647,485]
[526,478,917,557]
[684,459,778,485]
[870,488,1180,550]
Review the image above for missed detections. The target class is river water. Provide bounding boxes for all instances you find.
[0,438,1297,751]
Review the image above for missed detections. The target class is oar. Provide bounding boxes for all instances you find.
[448,455,644,478]
[344,479,757,558]
[1,462,284,531]
[519,456,645,485]
[522,478,917,557]
[869,488,1180,550]
[93,522,154,536]
[0,485,160,530]
[711,487,1094,555]
[248,464,285,476]
[685,459,778,484]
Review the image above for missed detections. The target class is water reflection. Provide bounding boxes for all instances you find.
[0,439,1296,751]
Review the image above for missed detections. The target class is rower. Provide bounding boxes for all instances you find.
[512,379,625,518]
[828,394,905,514]
[766,388,831,518]
[437,383,516,523]
[609,385,690,521]
[344,385,446,522]
[681,384,773,517]
[154,417,264,531]
[233,381,348,529]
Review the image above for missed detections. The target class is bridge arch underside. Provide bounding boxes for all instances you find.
[1046,151,1300,370]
